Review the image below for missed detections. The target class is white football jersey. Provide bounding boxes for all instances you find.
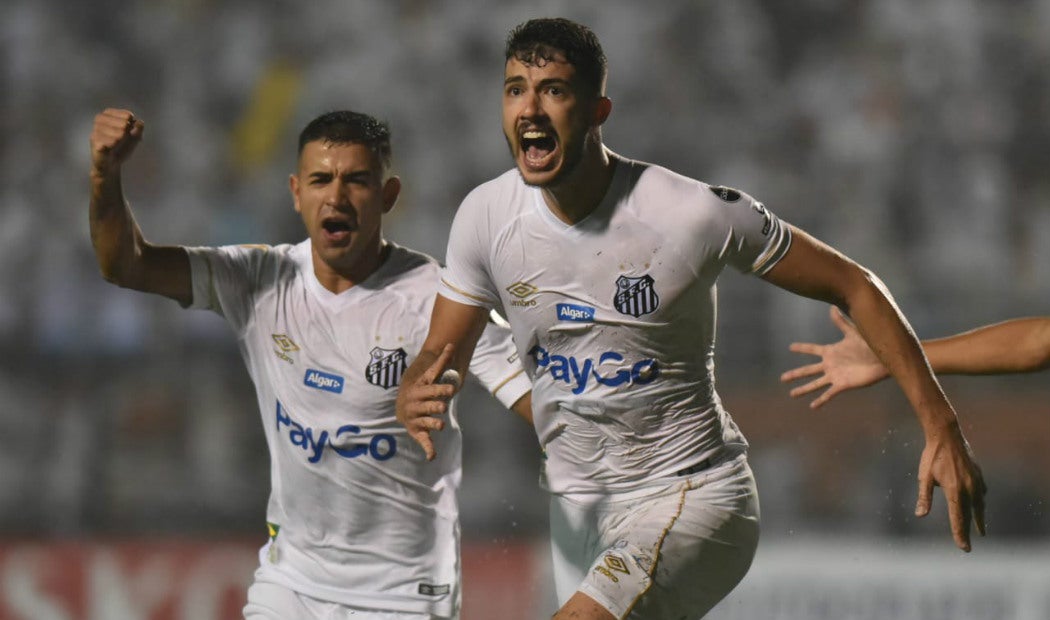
[186,241,530,616]
[439,155,791,496]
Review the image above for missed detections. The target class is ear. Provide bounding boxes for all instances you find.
[289,174,302,213]
[594,96,612,126]
[381,176,401,214]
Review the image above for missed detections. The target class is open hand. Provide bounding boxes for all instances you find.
[781,305,889,408]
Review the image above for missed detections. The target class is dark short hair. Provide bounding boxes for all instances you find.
[505,18,607,97]
[297,111,392,171]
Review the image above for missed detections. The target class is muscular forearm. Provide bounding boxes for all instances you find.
[844,274,958,436]
[923,317,1050,375]
[90,169,145,286]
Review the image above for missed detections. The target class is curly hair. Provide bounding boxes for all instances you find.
[505,18,607,97]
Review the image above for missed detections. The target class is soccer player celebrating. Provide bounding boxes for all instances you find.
[89,108,531,619]
[783,306,1050,407]
[396,17,986,620]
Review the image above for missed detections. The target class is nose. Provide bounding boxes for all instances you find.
[324,180,350,207]
[519,89,544,121]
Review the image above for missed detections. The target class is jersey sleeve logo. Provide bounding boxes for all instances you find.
[708,185,742,202]
[366,347,408,389]
[614,274,660,317]
[752,201,773,235]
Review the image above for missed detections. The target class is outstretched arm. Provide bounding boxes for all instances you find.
[90,108,191,304]
[762,226,986,551]
[924,317,1050,374]
[395,295,491,460]
[782,309,1050,407]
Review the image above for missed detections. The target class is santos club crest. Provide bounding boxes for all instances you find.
[614,274,660,317]
[366,347,407,389]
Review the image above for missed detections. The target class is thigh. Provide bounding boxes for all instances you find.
[243,581,317,620]
[581,458,761,619]
[549,493,602,606]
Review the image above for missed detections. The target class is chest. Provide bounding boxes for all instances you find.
[490,215,710,339]
[249,282,431,398]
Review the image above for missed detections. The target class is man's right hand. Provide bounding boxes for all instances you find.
[395,344,459,461]
[90,109,144,178]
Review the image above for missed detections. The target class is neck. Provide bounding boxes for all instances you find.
[541,145,617,225]
[312,239,390,294]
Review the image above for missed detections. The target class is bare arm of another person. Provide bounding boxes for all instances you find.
[783,309,1050,407]
[89,108,191,304]
[762,226,987,551]
[395,295,492,460]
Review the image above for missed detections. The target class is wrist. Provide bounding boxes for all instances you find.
[90,166,119,185]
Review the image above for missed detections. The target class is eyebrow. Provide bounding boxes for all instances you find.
[306,169,374,181]
[503,75,573,89]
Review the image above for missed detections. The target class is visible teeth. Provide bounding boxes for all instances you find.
[522,130,547,139]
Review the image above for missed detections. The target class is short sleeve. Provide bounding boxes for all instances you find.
[185,244,271,331]
[710,185,793,276]
[439,188,499,309]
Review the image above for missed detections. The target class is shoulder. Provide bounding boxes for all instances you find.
[622,159,728,216]
[387,242,441,276]
[634,159,761,210]
[378,242,442,293]
[458,169,529,216]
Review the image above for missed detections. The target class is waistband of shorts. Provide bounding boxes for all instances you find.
[556,449,748,505]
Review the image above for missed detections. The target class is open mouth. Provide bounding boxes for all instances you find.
[321,217,354,241]
[520,129,558,169]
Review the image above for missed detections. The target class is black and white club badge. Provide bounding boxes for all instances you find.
[614,274,660,317]
[708,185,741,202]
[365,347,407,389]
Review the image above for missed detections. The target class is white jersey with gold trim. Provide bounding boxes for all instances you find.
[186,241,530,616]
[439,155,791,497]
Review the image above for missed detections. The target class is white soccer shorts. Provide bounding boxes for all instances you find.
[243,581,448,620]
[549,453,760,619]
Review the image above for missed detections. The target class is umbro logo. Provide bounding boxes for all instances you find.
[272,334,300,364]
[506,281,538,307]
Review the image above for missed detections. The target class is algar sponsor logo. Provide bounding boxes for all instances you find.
[557,303,595,322]
[304,369,344,393]
[528,345,660,395]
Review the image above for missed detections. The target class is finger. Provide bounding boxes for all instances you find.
[829,305,854,333]
[788,342,824,357]
[97,110,135,131]
[808,386,840,409]
[974,492,987,537]
[915,476,933,518]
[410,430,436,461]
[947,494,972,552]
[410,416,446,433]
[128,118,145,138]
[408,398,451,417]
[421,344,455,385]
[780,362,823,382]
[788,376,828,398]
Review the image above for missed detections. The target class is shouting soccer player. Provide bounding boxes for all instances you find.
[90,108,531,619]
[396,17,986,620]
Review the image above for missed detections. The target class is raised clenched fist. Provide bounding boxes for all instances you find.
[90,108,145,178]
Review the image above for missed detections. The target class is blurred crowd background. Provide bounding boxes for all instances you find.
[1,0,1048,617]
